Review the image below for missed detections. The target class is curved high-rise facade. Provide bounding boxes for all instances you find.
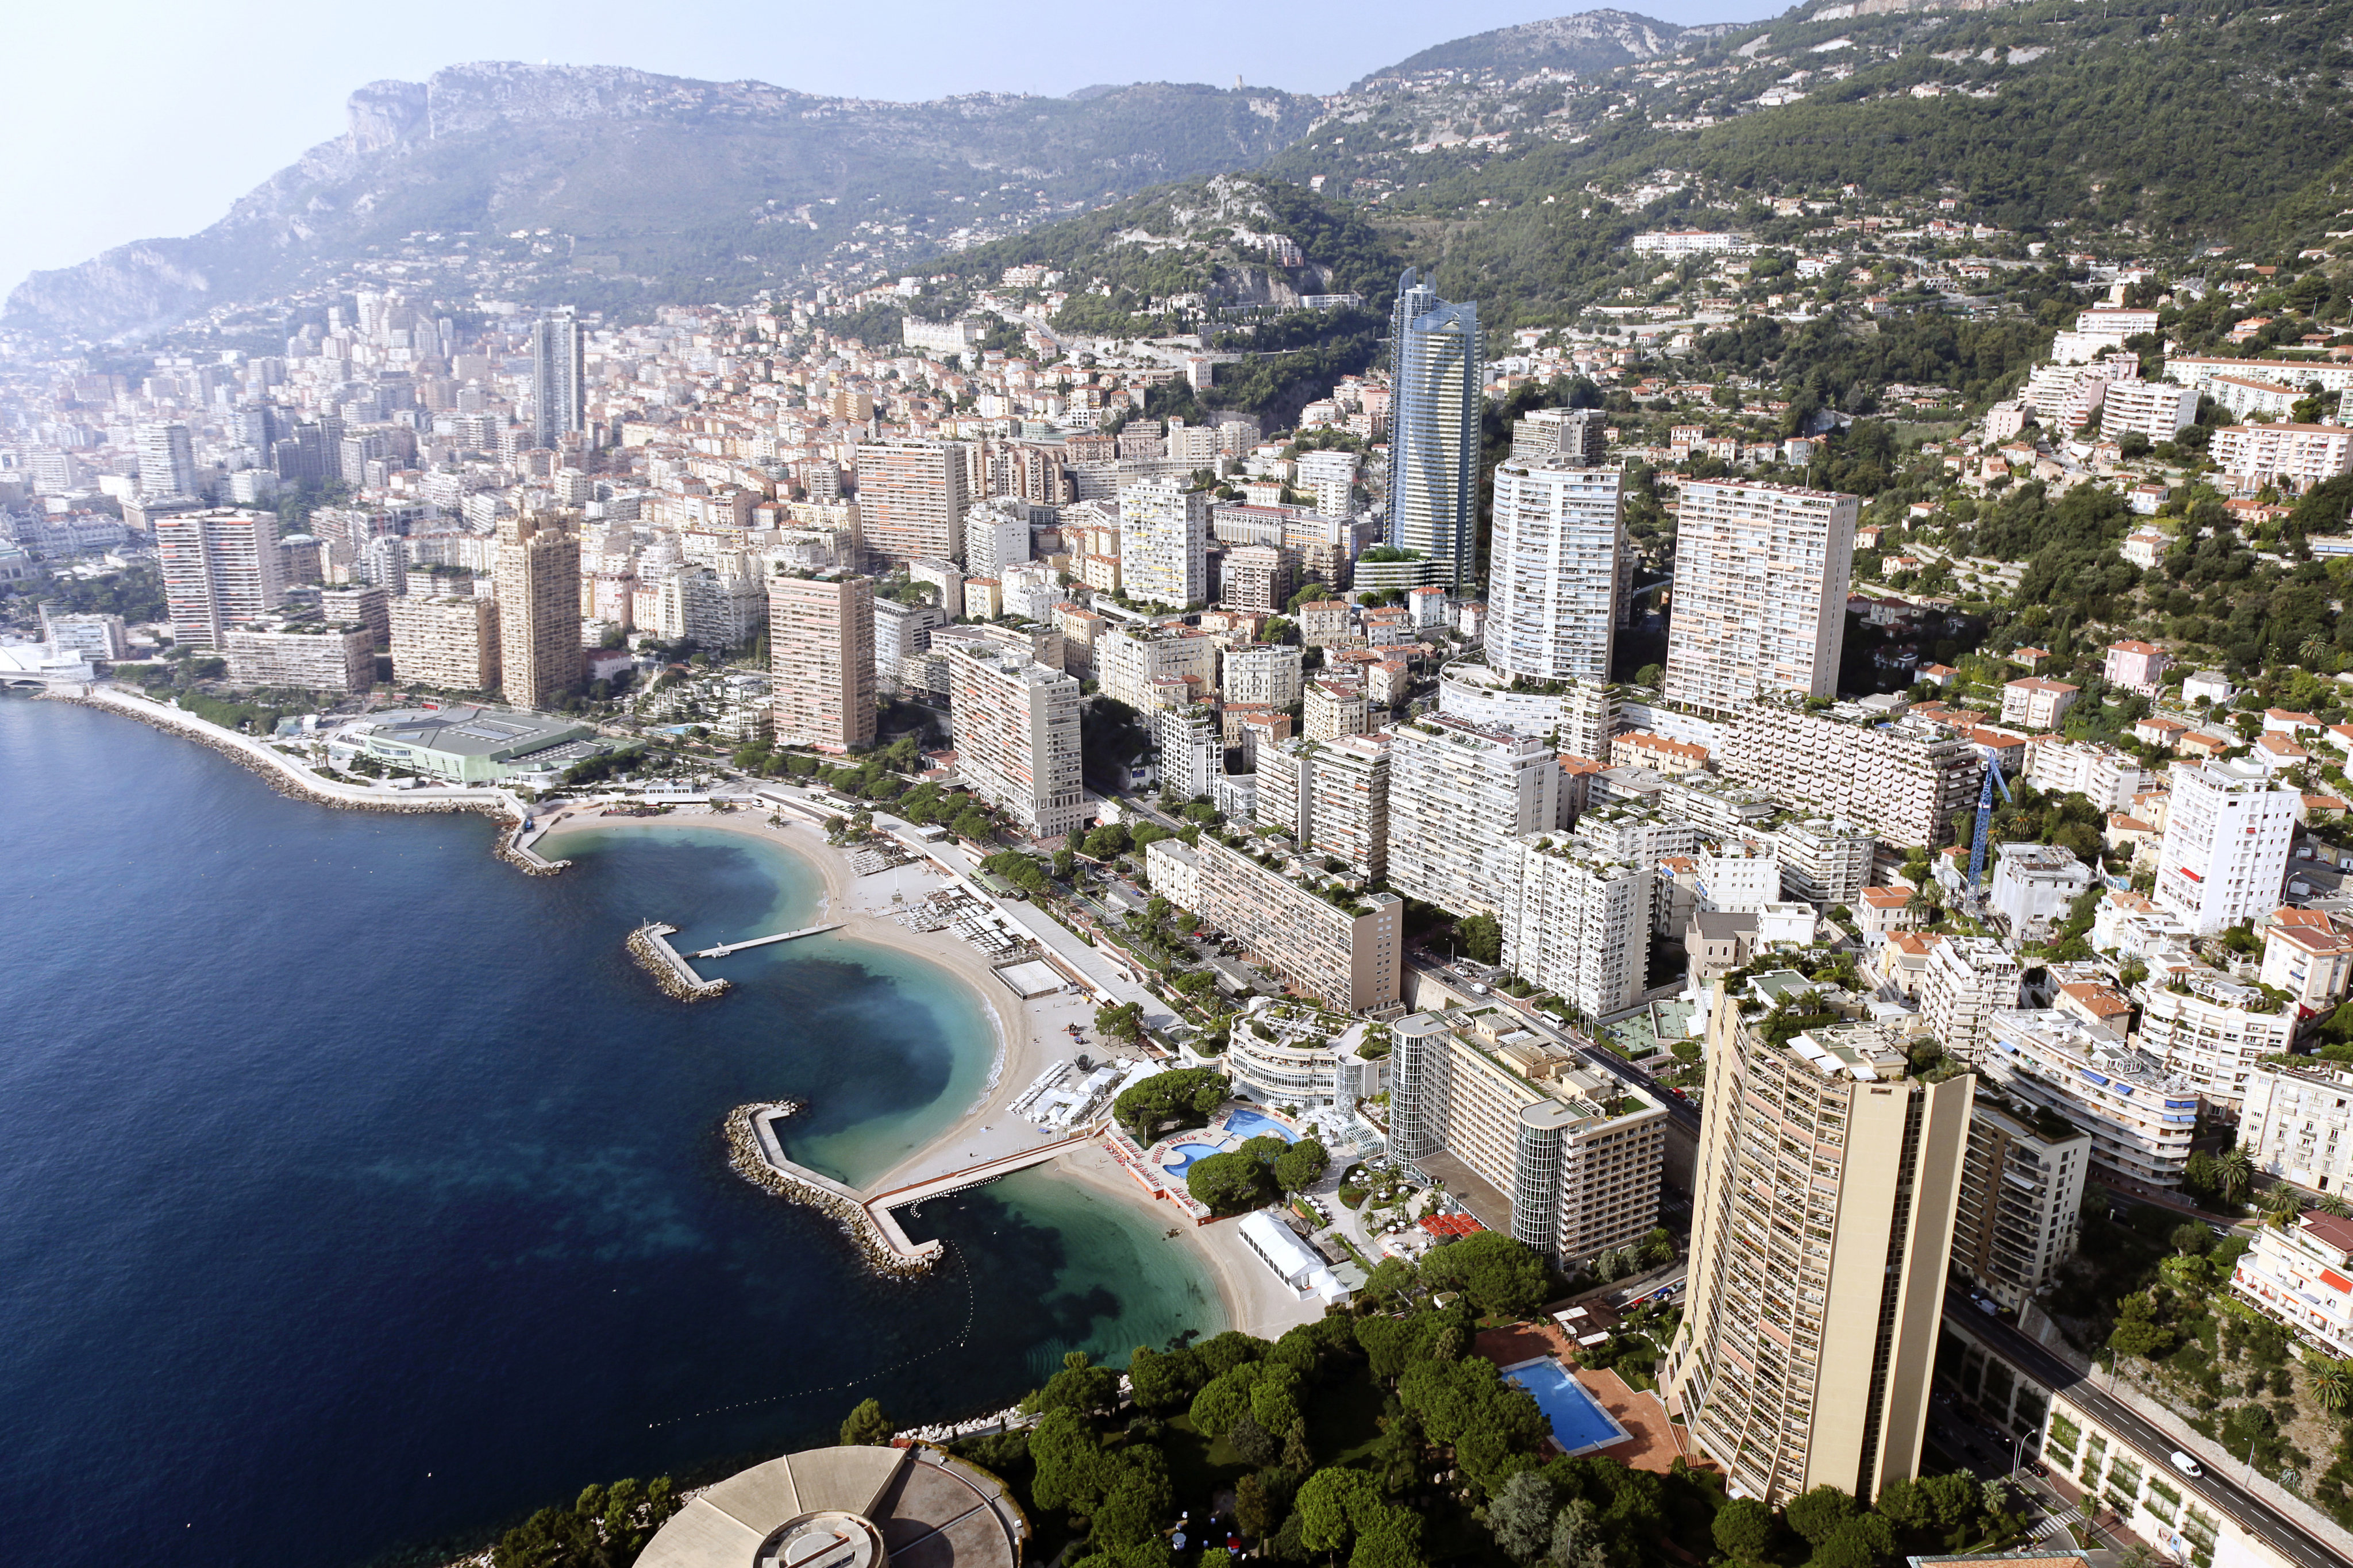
[1385,269,1480,587]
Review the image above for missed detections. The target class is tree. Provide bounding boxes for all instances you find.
[1113,1065,1224,1140]
[1274,1138,1331,1193]
[1418,1230,1550,1319]
[1297,1467,1382,1555]
[1711,1497,1776,1562]
[493,1477,680,1568]
[1229,1412,1280,1466]
[1097,1001,1147,1045]
[1189,1147,1278,1213]
[1488,1470,1560,1562]
[841,1397,895,1446]
[2109,1292,2179,1359]
[2213,1144,2252,1203]
[1236,1474,1277,1540]
[1782,1485,1857,1546]
[1455,912,1503,965]
[2310,1357,2351,1415]
[1809,1514,1894,1568]
[1127,1344,1203,1413]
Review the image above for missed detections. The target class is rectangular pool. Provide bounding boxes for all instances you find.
[1502,1358,1631,1458]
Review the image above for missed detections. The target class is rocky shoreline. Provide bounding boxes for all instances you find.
[722,1103,938,1280]
[627,920,731,1001]
[38,689,571,875]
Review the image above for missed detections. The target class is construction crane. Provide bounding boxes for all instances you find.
[1965,754,2015,896]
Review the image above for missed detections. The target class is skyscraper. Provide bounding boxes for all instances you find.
[854,440,970,565]
[1385,269,1480,585]
[154,507,286,649]
[494,511,582,708]
[530,308,586,449]
[1662,480,1857,712]
[1486,457,1623,685]
[1665,991,1973,1505]
[770,572,876,753]
[2154,758,2298,934]
[944,641,1085,839]
[137,421,199,499]
[1118,478,1210,610]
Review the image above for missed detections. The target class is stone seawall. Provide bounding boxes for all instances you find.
[627,922,731,1002]
[722,1103,941,1279]
[38,689,571,876]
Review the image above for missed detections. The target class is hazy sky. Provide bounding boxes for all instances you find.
[5,0,1778,297]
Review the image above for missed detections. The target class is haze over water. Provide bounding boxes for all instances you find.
[0,698,1219,1567]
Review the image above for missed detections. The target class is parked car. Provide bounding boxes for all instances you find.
[2170,1451,2202,1478]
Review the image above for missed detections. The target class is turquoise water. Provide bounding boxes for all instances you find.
[1224,1109,1297,1142]
[1504,1359,1632,1457]
[0,699,1224,1567]
[1163,1141,1226,1174]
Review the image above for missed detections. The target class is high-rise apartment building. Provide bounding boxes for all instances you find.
[1221,642,1304,710]
[1666,997,1973,1505]
[769,573,876,753]
[1387,715,1562,916]
[856,441,970,565]
[943,642,1085,840]
[1493,839,1652,1019]
[1919,936,2022,1062]
[2154,758,2297,934]
[1389,1009,1667,1266]
[1487,457,1623,685]
[1662,481,1858,713]
[530,309,586,449]
[1099,622,1215,713]
[1952,1096,2089,1310]
[1511,406,1609,465]
[1187,835,1402,1012]
[390,595,501,691]
[138,421,199,499]
[155,507,285,649]
[1385,269,1481,585]
[224,621,376,692]
[1118,479,1210,609]
[494,511,582,708]
[1306,732,1392,881]
[1722,703,1982,849]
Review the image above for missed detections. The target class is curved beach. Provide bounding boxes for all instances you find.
[535,807,1315,1337]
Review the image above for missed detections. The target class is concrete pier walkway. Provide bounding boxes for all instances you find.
[687,923,841,958]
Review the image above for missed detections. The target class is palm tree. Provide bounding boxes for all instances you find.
[2320,1192,2353,1219]
[2310,1358,2352,1416]
[2256,1184,2305,1229]
[2217,1147,2255,1206]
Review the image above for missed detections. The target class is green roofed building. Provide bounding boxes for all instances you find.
[333,704,621,784]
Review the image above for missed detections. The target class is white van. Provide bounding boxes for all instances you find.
[2170,1451,2203,1478]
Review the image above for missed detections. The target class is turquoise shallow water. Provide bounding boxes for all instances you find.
[0,699,1223,1567]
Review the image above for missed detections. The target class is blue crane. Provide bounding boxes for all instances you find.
[1965,754,2015,895]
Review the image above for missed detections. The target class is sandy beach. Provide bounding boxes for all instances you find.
[532,804,1328,1340]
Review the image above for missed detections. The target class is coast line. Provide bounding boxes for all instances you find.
[33,684,567,876]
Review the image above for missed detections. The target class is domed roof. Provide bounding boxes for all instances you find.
[637,1444,1026,1568]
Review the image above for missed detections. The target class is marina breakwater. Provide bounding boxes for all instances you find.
[627,921,732,1001]
[36,688,572,875]
[722,1103,942,1278]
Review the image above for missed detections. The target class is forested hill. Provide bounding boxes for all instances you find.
[2,64,1322,347]
[1351,9,1705,87]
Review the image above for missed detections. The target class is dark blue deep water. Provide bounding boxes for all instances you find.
[0,698,1219,1566]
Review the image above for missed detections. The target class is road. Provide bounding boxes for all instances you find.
[1943,1286,2342,1568]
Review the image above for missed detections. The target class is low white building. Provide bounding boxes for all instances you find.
[1237,1211,1352,1303]
[2233,1209,2353,1359]
[1981,1008,2198,1188]
[1989,842,2096,936]
[2134,968,2298,1108]
[1222,998,1389,1109]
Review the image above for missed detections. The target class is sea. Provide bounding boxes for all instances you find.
[0,696,1223,1566]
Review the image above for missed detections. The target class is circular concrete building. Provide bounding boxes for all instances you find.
[636,1444,1027,1568]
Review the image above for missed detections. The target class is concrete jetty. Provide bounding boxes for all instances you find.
[723,1102,1097,1277]
[687,923,842,959]
[628,922,731,1001]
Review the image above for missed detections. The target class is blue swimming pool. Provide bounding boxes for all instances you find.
[1504,1359,1631,1458]
[1161,1141,1225,1175]
[1223,1109,1298,1143]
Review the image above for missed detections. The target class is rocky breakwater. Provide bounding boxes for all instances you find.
[626,921,730,1002]
[40,689,565,874]
[722,1103,942,1279]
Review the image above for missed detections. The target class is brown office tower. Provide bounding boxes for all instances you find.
[853,440,968,565]
[1662,987,1974,1505]
[494,511,582,708]
[770,572,875,753]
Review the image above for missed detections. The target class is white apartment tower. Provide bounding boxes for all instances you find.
[1222,642,1304,710]
[2155,759,2297,934]
[1663,481,1858,713]
[945,642,1085,839]
[1486,457,1623,686]
[1307,732,1393,881]
[1919,937,2023,1063]
[138,421,199,499]
[1494,838,1652,1019]
[1666,1004,1972,1505]
[1387,715,1562,917]
[1118,479,1210,610]
[154,507,285,649]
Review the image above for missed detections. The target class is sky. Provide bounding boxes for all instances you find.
[3,0,1781,298]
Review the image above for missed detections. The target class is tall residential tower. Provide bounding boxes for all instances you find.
[1385,269,1481,585]
[494,511,582,707]
[1662,480,1857,713]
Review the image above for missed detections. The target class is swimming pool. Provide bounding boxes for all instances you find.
[1503,1359,1631,1458]
[1161,1141,1226,1175]
[1223,1109,1298,1143]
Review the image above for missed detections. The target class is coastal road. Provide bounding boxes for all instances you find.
[1942,1286,2343,1568]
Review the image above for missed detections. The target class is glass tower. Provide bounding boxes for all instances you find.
[1384,269,1480,586]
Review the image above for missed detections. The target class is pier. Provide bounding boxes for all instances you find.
[725,1102,1099,1276]
[627,922,731,1001]
[687,923,841,959]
